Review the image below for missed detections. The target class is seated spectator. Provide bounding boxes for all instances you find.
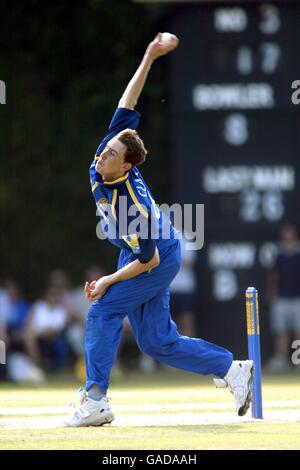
[2,280,31,349]
[48,269,73,310]
[24,286,68,371]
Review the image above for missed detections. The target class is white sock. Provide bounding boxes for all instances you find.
[87,384,105,401]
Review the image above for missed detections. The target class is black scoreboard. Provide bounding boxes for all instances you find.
[169,1,300,356]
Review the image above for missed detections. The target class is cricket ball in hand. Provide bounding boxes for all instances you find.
[161,32,178,47]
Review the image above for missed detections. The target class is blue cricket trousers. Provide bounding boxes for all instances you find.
[85,241,233,393]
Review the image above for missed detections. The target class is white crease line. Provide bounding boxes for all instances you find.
[1,401,300,416]
[0,409,300,431]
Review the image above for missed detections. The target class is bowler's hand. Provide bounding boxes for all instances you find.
[145,32,179,62]
[84,276,111,302]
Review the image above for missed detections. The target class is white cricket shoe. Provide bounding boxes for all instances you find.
[63,388,114,427]
[214,360,254,416]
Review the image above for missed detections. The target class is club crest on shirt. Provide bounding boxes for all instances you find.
[96,198,110,223]
[99,198,109,206]
[122,234,141,254]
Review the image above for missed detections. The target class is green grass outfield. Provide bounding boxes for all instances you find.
[0,370,300,450]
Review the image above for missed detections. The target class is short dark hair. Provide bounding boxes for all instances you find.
[118,129,147,167]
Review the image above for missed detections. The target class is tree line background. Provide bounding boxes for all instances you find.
[0,0,173,297]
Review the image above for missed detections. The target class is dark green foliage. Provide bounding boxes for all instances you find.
[0,1,172,295]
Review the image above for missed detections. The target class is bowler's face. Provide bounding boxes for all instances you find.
[96,136,129,181]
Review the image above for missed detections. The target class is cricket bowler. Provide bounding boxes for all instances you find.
[64,33,254,427]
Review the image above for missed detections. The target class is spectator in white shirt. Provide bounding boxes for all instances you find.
[24,286,68,370]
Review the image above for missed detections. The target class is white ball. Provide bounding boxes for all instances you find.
[161,32,175,45]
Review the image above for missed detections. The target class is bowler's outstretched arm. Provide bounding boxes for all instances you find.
[118,32,178,110]
[86,33,178,302]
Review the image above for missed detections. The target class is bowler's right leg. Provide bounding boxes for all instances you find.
[63,302,124,427]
